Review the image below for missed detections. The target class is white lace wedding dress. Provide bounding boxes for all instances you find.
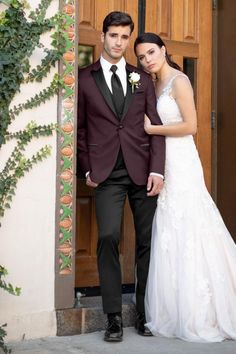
[145,74,236,342]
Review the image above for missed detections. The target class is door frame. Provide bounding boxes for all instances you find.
[54,0,214,309]
[211,1,218,201]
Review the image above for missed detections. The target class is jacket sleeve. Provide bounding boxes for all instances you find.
[145,75,166,176]
[77,74,90,175]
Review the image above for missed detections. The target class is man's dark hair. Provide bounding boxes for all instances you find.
[103,11,134,34]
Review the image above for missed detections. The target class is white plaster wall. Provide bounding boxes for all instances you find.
[0,0,60,341]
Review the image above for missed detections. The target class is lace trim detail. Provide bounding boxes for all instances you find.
[158,73,188,100]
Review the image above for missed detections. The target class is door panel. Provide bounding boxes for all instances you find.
[217,1,236,242]
[76,181,98,286]
[75,180,136,287]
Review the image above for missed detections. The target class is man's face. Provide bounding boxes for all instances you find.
[101,25,131,63]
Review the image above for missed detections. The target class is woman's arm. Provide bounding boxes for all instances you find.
[144,76,197,137]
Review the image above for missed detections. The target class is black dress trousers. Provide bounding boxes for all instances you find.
[95,168,157,314]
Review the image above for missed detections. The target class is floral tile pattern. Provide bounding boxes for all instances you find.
[58,0,76,275]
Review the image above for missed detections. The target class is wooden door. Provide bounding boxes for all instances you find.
[216,0,236,242]
[76,0,213,288]
[145,0,212,190]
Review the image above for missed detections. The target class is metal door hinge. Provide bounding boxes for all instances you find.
[211,110,216,129]
[212,0,218,11]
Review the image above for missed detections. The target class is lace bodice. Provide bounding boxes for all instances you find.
[157,74,188,125]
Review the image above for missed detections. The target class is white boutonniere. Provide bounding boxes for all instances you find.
[129,72,141,93]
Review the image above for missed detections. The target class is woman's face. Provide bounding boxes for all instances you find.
[135,42,166,74]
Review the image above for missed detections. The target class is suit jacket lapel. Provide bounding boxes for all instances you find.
[91,65,117,117]
[91,61,137,120]
[121,68,133,119]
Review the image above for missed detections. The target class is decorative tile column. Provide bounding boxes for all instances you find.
[55,0,78,309]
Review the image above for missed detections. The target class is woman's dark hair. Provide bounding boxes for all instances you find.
[103,11,134,34]
[134,32,181,71]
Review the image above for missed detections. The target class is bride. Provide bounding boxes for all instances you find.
[134,32,236,343]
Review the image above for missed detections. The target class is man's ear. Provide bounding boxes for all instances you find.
[101,32,105,43]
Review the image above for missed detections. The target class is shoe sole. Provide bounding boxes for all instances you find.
[137,330,153,336]
[135,320,153,336]
[104,337,123,342]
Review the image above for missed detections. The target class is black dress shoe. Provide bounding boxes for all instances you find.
[135,312,153,336]
[104,314,123,342]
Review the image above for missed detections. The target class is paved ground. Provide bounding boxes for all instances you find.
[7,327,236,354]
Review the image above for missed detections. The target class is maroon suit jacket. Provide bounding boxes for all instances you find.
[77,59,165,185]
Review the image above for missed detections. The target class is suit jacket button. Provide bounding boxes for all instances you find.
[119,125,123,129]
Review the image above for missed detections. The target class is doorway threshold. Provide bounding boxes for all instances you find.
[75,283,135,297]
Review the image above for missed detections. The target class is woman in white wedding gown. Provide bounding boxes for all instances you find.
[134,33,236,343]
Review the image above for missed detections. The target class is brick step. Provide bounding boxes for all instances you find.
[56,294,136,336]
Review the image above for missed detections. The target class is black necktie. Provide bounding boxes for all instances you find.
[110,65,125,117]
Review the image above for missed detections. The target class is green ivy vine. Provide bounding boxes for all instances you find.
[0,265,20,353]
[0,0,71,352]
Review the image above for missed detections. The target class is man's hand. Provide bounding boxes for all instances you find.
[147,175,164,196]
[86,174,98,188]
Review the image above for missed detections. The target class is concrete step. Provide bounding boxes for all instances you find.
[56,294,136,336]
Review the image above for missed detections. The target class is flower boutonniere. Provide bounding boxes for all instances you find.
[129,72,141,93]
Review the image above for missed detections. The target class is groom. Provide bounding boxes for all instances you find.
[77,11,165,342]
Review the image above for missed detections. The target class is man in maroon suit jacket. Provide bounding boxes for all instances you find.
[77,11,165,342]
